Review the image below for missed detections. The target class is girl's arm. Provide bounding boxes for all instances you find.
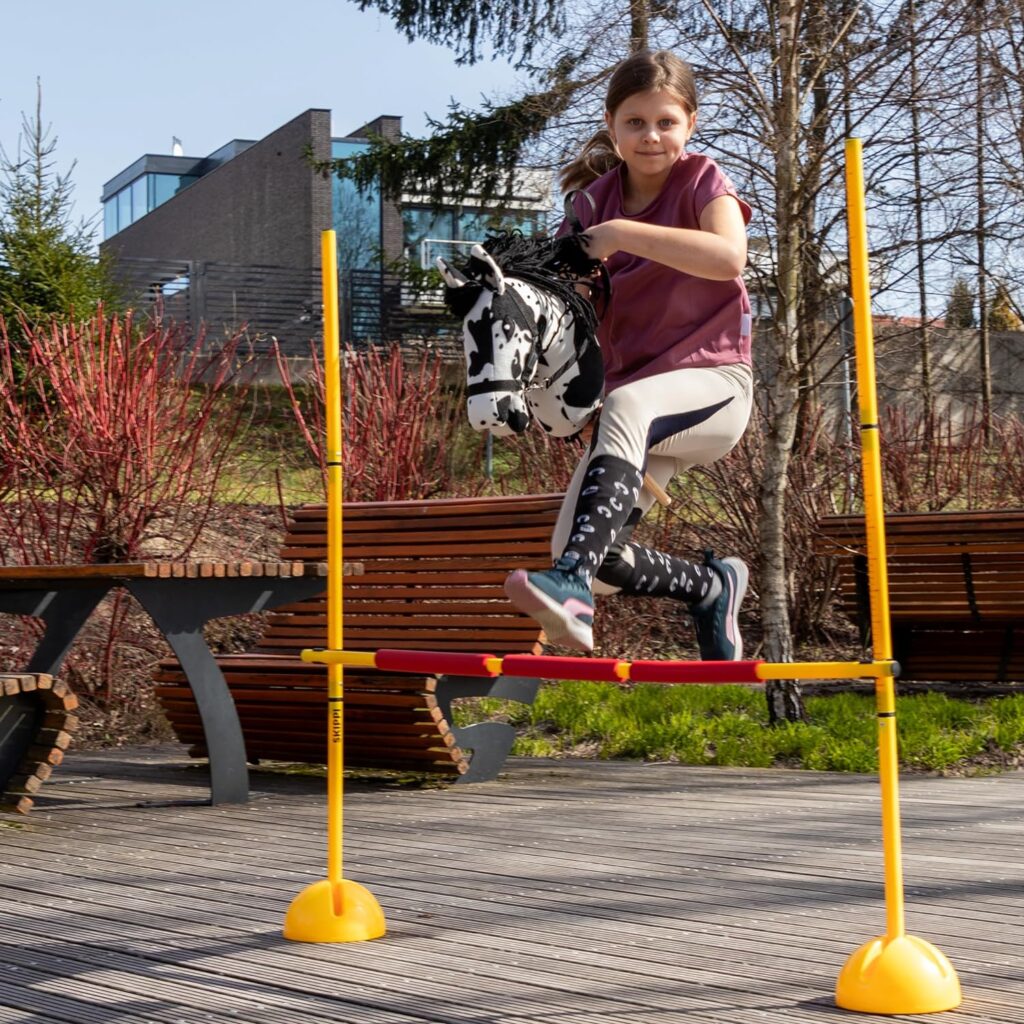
[581,194,747,281]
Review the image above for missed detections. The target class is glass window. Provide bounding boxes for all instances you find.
[103,199,118,239]
[403,207,455,252]
[130,177,147,222]
[331,140,381,271]
[117,188,131,231]
[458,208,539,241]
[150,173,193,208]
[457,209,501,242]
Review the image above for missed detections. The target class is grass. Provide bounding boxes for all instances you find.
[453,683,1024,775]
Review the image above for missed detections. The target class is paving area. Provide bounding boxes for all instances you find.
[1,744,1022,1023]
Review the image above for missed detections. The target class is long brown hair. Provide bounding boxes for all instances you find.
[559,50,698,193]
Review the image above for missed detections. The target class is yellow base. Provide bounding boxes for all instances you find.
[836,934,962,1014]
[283,878,386,943]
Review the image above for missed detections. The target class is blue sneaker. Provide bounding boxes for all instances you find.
[692,553,748,661]
[504,558,595,651]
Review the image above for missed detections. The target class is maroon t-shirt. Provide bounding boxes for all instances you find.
[565,153,753,391]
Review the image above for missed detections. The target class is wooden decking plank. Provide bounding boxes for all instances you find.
[3,747,1022,1023]
[0,934,432,1024]
[6,811,1015,970]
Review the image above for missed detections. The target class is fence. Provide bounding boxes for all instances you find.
[112,258,461,358]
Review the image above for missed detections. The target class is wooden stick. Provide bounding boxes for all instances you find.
[643,473,671,507]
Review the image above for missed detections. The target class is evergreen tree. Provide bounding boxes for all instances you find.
[0,82,115,334]
[945,277,977,327]
[988,282,1023,331]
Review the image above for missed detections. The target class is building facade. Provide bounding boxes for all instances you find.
[100,110,548,352]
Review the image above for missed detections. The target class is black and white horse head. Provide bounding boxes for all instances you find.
[437,232,605,437]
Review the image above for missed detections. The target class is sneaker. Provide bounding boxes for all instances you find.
[692,553,749,661]
[504,559,595,652]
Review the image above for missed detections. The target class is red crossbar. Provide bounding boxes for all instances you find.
[369,648,764,685]
[374,649,499,677]
[627,659,764,684]
[501,654,626,682]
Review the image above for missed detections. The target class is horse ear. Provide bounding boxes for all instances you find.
[470,244,506,296]
[436,257,469,288]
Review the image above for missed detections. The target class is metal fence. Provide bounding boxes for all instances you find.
[112,258,461,356]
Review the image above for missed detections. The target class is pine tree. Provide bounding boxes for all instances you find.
[945,277,977,328]
[988,282,1023,331]
[0,82,115,335]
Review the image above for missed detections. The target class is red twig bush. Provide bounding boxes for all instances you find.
[278,342,472,501]
[0,309,260,565]
[0,309,268,712]
[879,405,1024,511]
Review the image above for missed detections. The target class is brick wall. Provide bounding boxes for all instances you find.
[101,110,333,270]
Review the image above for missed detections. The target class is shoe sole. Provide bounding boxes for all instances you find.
[720,557,749,661]
[504,570,594,652]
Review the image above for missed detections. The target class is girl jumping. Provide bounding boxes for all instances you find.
[505,48,754,659]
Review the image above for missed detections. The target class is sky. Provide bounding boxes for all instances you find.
[0,0,523,242]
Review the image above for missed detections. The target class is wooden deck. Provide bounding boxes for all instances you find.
[1,744,1022,1023]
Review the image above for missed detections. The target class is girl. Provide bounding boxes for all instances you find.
[504,49,754,659]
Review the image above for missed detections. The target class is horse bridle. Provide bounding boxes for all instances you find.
[464,192,610,403]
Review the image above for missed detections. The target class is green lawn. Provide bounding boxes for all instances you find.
[454,683,1024,775]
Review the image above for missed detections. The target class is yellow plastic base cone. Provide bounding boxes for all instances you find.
[283,879,386,943]
[836,934,962,1014]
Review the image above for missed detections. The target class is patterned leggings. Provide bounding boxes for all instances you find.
[552,363,753,599]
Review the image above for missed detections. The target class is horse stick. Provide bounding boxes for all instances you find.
[643,473,671,507]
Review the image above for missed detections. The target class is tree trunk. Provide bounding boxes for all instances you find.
[909,0,934,426]
[766,679,806,725]
[629,0,649,51]
[975,3,992,439]
[759,0,804,723]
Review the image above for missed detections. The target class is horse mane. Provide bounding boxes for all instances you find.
[471,229,604,335]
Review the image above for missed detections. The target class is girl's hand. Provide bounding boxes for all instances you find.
[580,221,623,262]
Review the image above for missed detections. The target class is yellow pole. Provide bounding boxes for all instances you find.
[835,139,960,1013]
[322,229,345,902]
[845,138,903,940]
[283,231,385,943]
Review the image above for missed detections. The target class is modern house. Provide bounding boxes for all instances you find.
[100,110,550,352]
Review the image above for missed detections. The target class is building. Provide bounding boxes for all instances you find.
[100,110,549,352]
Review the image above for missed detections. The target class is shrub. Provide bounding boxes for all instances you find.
[278,342,474,501]
[0,309,261,564]
[0,308,273,713]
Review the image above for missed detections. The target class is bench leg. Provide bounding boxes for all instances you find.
[127,582,249,805]
[1,587,112,675]
[436,675,540,784]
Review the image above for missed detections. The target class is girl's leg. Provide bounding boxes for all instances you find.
[591,364,753,658]
[506,364,752,652]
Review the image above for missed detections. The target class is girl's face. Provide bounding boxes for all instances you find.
[605,88,696,190]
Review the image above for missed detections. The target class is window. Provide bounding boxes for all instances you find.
[130,177,147,221]
[117,189,131,233]
[103,172,199,238]
[331,140,381,271]
[150,173,196,207]
[104,200,118,239]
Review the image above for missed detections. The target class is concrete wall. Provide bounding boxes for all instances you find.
[749,322,1024,424]
[101,110,333,270]
[810,326,1024,421]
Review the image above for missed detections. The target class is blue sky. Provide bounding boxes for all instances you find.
[0,0,522,241]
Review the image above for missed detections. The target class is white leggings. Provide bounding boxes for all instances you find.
[553,363,754,595]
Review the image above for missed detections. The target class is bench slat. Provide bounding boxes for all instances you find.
[818,509,1024,682]
[155,494,563,775]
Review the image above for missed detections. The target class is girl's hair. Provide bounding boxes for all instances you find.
[559,50,698,193]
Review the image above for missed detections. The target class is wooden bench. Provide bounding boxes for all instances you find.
[816,510,1024,683]
[0,673,78,813]
[154,493,563,782]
